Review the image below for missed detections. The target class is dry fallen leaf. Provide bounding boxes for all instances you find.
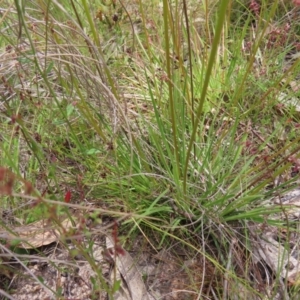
[251,230,300,292]
[0,218,77,249]
[106,236,151,300]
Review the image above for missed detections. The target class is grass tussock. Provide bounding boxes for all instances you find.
[1,0,300,299]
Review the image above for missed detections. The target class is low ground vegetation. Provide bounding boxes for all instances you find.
[1,0,300,299]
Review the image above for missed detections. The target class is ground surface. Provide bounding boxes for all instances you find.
[1,186,300,300]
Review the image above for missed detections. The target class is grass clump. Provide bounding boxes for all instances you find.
[1,0,300,299]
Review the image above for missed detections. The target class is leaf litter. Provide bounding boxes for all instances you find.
[0,214,217,300]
